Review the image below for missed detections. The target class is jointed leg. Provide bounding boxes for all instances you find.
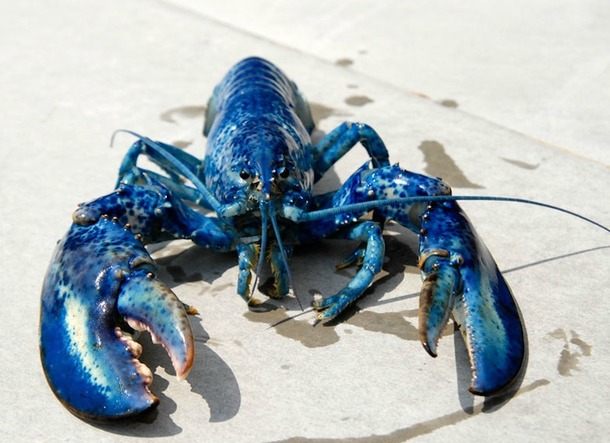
[236,243,259,302]
[311,221,384,321]
[268,244,293,299]
[311,122,390,181]
[117,139,203,188]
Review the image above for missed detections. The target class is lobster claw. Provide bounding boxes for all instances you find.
[40,216,194,421]
[418,201,525,395]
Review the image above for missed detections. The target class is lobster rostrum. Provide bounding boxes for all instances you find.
[40,57,609,422]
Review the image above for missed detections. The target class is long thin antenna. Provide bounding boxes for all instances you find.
[300,195,609,233]
[251,201,269,302]
[268,203,303,311]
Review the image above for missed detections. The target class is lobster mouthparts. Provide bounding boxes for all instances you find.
[40,217,194,422]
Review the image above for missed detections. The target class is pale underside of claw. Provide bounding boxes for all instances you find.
[40,217,194,421]
[118,272,194,381]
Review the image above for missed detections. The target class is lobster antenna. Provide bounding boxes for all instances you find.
[300,195,610,233]
[110,130,223,213]
[251,201,269,302]
[268,203,303,311]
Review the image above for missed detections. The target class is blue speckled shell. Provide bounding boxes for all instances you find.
[203,57,314,209]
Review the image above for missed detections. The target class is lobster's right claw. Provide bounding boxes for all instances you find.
[418,201,525,396]
[40,217,194,422]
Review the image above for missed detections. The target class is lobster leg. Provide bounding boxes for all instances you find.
[118,139,201,184]
[267,244,294,299]
[115,139,214,206]
[236,243,259,302]
[296,163,386,316]
[312,122,391,181]
[311,221,384,320]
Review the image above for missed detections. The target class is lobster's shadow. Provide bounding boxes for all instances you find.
[153,246,242,419]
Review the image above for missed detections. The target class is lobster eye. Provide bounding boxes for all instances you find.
[239,169,250,180]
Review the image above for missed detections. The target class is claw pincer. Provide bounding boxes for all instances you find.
[40,185,194,421]
[417,201,525,394]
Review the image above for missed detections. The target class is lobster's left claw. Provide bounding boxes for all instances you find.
[40,217,194,421]
[418,202,525,395]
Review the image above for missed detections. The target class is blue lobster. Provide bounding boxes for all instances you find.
[40,57,607,422]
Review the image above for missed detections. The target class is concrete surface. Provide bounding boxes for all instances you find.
[1,0,609,441]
